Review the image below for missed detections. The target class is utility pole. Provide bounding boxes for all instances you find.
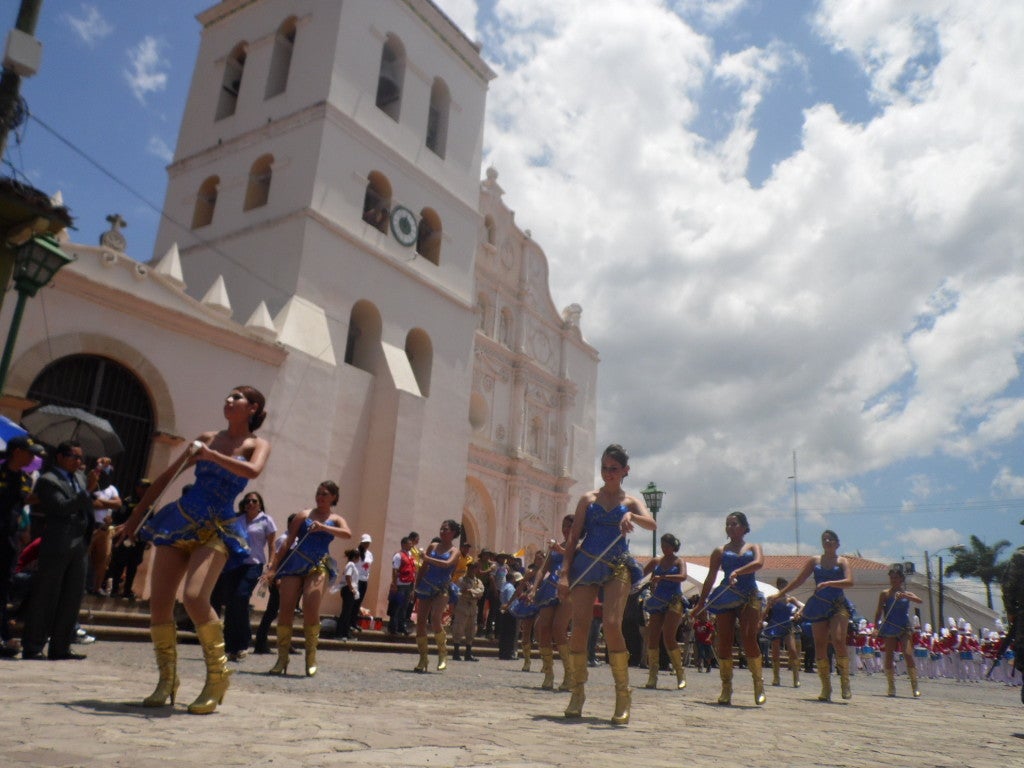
[0,0,44,158]
[789,450,800,555]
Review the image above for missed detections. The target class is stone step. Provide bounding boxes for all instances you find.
[76,595,508,657]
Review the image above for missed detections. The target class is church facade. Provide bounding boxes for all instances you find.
[0,0,598,617]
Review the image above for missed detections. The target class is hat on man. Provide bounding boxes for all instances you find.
[511,571,524,583]
[5,436,45,456]
[360,533,372,544]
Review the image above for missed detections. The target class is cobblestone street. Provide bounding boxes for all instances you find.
[3,640,1022,767]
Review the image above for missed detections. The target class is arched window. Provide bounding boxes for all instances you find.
[426,77,450,158]
[265,18,297,99]
[344,300,382,374]
[27,354,154,495]
[484,215,496,246]
[244,155,273,211]
[405,328,433,397]
[417,207,442,266]
[216,42,247,120]
[375,34,405,122]
[362,171,392,234]
[192,176,219,229]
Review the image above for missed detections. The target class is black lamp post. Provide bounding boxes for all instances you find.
[0,234,72,390]
[640,481,664,557]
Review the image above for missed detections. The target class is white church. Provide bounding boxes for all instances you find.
[0,0,600,617]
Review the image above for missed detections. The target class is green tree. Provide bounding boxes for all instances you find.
[944,535,1012,609]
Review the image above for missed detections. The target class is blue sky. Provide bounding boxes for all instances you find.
[6,1,1024,588]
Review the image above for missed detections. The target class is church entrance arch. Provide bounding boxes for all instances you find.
[27,354,154,493]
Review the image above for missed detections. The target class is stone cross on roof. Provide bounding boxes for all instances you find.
[100,212,127,252]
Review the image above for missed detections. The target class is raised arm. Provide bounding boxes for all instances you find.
[768,556,816,605]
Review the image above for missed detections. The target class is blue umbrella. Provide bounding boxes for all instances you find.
[0,414,27,450]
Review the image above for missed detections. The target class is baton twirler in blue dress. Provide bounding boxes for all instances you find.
[561,445,656,725]
[768,530,855,701]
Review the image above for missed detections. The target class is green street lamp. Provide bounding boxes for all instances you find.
[0,234,72,390]
[640,481,665,557]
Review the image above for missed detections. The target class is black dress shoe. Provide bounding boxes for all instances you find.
[49,651,87,660]
[22,649,45,660]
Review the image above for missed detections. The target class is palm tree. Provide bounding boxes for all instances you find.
[944,535,1012,609]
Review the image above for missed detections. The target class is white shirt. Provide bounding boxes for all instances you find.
[344,560,360,594]
[93,485,120,524]
[359,549,373,583]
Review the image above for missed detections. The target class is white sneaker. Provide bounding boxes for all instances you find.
[75,628,96,645]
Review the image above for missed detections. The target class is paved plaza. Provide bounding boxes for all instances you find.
[3,640,1022,767]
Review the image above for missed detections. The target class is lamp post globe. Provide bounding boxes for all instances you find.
[0,235,73,391]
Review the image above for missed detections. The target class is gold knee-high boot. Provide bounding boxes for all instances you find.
[564,651,588,718]
[269,625,292,675]
[668,647,687,689]
[908,667,921,698]
[836,656,852,699]
[717,658,734,705]
[609,650,631,725]
[540,647,555,689]
[885,667,896,696]
[557,643,574,691]
[414,635,430,672]
[644,648,659,689]
[142,623,179,707]
[790,657,800,688]
[304,625,320,677]
[188,621,231,715]
[435,630,448,671]
[816,659,832,701]
[521,643,532,671]
[748,655,766,705]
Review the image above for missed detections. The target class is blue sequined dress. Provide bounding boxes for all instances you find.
[706,549,763,614]
[275,516,339,582]
[568,503,643,588]
[415,550,454,599]
[764,599,797,638]
[878,593,911,638]
[801,561,855,622]
[533,549,564,609]
[645,560,685,615]
[140,459,249,556]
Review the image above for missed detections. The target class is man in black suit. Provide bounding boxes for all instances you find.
[22,440,97,660]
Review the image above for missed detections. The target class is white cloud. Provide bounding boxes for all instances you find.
[475,0,1024,549]
[895,527,962,554]
[146,136,173,164]
[64,4,113,46]
[992,467,1024,499]
[124,37,168,104]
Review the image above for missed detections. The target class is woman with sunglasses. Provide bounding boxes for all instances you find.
[216,491,276,661]
[261,481,351,676]
[117,387,271,714]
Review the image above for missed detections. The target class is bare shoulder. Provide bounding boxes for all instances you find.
[624,494,645,514]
